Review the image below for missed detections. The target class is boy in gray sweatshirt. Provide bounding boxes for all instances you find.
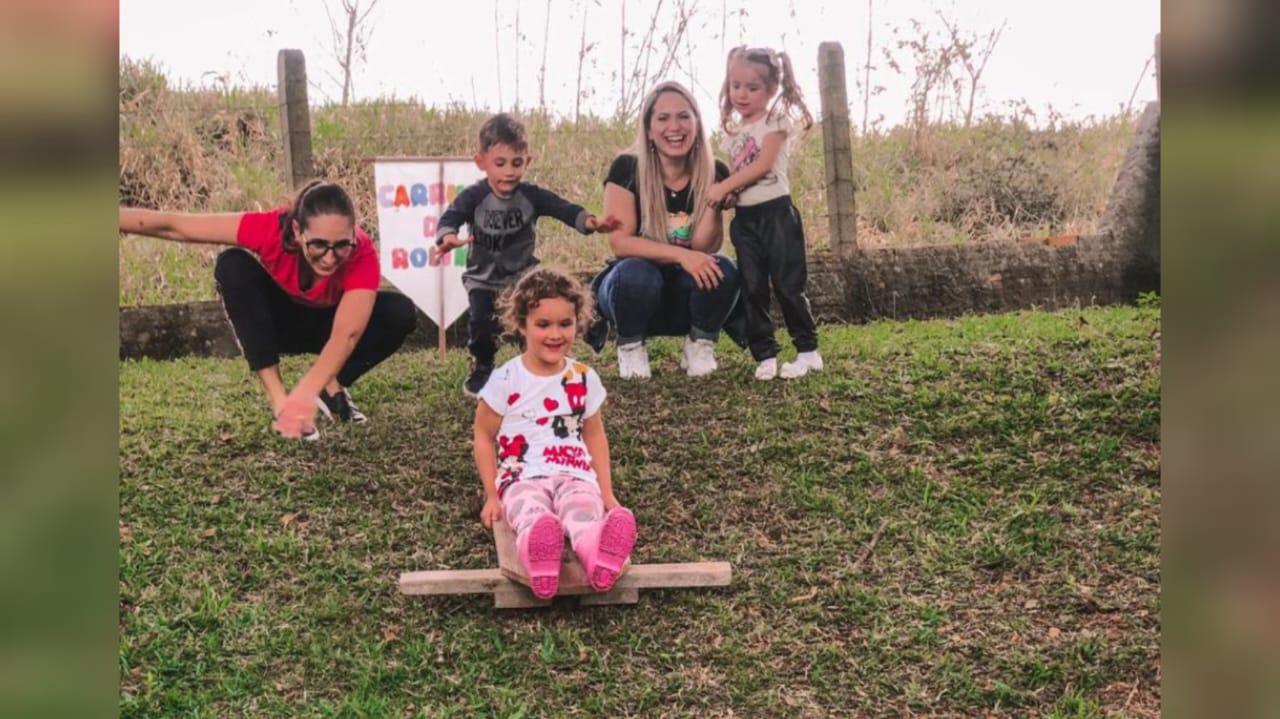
[431,113,616,395]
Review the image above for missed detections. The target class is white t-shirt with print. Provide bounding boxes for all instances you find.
[719,111,794,207]
[479,356,607,496]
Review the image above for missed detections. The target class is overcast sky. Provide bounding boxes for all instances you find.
[120,0,1160,126]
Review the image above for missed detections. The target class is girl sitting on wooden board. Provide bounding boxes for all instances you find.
[473,268,637,599]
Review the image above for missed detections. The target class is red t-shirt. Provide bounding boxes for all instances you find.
[236,210,380,307]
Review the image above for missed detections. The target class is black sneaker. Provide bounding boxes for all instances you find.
[317,388,368,423]
[463,363,494,397]
[585,313,609,354]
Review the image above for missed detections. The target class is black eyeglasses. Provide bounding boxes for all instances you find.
[304,238,356,258]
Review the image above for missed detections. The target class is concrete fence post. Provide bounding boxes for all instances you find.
[818,42,857,256]
[277,49,314,190]
[1154,33,1160,102]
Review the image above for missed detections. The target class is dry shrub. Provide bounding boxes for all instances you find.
[118,61,1135,302]
[852,115,1132,246]
[119,58,283,212]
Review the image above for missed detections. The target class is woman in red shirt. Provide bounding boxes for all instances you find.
[120,181,417,440]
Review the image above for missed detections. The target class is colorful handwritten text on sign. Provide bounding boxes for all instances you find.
[372,160,482,328]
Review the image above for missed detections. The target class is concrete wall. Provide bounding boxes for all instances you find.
[119,300,469,361]
[119,232,1157,361]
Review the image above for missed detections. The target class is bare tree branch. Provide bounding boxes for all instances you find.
[618,0,626,116]
[863,0,873,136]
[1125,54,1154,116]
[324,0,380,105]
[576,1,593,121]
[936,12,1005,127]
[514,2,522,111]
[495,0,504,109]
[539,0,552,112]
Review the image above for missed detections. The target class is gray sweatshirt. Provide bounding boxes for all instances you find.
[436,179,591,291]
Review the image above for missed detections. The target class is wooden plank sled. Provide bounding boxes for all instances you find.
[398,519,732,608]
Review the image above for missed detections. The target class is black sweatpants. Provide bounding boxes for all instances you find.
[467,288,502,368]
[730,195,819,362]
[214,248,418,387]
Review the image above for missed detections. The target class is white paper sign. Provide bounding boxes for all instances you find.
[372,159,482,329]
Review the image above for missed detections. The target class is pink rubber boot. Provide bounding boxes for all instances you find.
[517,513,564,599]
[579,508,637,592]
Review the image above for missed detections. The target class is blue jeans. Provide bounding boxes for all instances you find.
[596,256,740,345]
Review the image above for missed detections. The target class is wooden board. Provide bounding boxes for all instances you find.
[492,583,552,609]
[396,518,732,607]
[399,561,732,595]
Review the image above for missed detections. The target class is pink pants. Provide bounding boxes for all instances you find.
[501,475,604,549]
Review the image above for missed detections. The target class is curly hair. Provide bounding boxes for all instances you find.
[497,268,595,339]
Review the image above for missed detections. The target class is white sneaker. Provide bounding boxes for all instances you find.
[617,341,651,379]
[754,358,778,381]
[780,350,824,379]
[683,337,718,377]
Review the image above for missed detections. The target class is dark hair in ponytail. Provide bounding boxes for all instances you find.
[280,180,356,253]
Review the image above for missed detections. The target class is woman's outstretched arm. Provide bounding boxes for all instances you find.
[118,208,242,245]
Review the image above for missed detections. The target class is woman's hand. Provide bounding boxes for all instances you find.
[677,249,725,290]
[429,233,470,265]
[480,495,504,528]
[601,492,622,511]
[273,388,319,439]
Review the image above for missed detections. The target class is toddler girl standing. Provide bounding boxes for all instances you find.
[705,45,823,380]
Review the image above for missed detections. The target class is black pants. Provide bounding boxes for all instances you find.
[214,248,418,387]
[730,195,819,361]
[466,288,503,367]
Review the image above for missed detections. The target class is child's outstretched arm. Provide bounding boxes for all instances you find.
[704,130,787,208]
[473,400,505,527]
[526,185,607,235]
[430,183,485,265]
[582,411,619,509]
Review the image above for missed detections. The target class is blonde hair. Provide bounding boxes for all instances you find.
[718,46,814,134]
[627,81,717,244]
[497,268,595,339]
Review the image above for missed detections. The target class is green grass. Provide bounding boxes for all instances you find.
[119,305,1160,717]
